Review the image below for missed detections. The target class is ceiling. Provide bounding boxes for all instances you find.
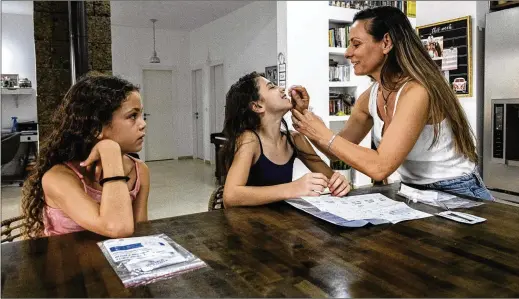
[1,1,253,31]
[110,1,253,31]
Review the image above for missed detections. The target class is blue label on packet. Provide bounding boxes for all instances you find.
[109,243,143,252]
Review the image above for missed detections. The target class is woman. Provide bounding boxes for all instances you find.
[290,6,493,200]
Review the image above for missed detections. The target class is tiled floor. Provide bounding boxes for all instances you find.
[1,159,217,221]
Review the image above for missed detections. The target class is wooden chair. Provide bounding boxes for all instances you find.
[208,185,225,211]
[1,215,24,243]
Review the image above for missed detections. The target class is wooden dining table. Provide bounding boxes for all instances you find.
[2,183,519,297]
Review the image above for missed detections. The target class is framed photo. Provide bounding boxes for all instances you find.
[279,80,286,88]
[417,16,472,97]
[279,72,286,81]
[1,74,19,89]
[264,65,277,83]
[279,63,286,73]
[490,1,519,11]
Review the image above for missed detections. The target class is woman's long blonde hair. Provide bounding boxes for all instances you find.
[354,6,477,163]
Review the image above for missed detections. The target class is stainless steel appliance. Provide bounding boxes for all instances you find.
[483,7,519,200]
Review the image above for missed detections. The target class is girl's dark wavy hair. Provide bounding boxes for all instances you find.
[220,72,318,178]
[21,74,139,238]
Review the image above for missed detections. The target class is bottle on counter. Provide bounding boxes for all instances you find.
[10,116,18,132]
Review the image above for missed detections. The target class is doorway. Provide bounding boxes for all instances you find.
[192,69,204,160]
[141,69,175,161]
[210,63,225,163]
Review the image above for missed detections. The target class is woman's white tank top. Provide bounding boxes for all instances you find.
[369,82,475,184]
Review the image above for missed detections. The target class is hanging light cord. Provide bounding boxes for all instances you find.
[152,19,157,54]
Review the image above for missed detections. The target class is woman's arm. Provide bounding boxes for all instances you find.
[292,82,429,182]
[132,161,149,223]
[42,140,135,238]
[291,86,374,160]
[223,131,329,207]
[336,88,374,145]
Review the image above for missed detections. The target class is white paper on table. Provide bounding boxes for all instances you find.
[104,236,182,263]
[398,184,482,209]
[398,184,440,203]
[123,253,188,272]
[300,193,432,224]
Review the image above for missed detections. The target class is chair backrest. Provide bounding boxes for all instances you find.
[1,216,24,243]
[1,132,21,165]
[208,185,225,211]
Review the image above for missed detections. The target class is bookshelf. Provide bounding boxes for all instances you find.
[329,81,356,88]
[328,47,347,56]
[326,6,373,187]
[329,115,350,122]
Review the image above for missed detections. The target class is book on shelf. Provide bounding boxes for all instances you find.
[406,1,416,17]
[328,27,349,48]
[329,1,351,8]
[329,100,352,116]
[328,0,414,15]
[329,63,350,82]
[329,92,354,116]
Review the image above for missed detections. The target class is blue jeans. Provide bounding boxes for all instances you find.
[420,172,495,201]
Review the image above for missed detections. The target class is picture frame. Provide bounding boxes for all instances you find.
[264,65,278,84]
[416,16,472,97]
[1,74,19,89]
[489,1,519,11]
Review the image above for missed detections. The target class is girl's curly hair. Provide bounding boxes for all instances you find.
[21,74,139,238]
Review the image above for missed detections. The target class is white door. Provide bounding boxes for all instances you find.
[212,64,225,133]
[210,64,225,162]
[141,70,175,161]
[192,69,204,160]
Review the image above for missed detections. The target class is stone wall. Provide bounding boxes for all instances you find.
[34,1,112,141]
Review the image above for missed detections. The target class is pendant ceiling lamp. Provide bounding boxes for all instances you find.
[149,19,160,63]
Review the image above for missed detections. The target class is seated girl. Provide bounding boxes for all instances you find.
[221,72,351,207]
[21,74,150,238]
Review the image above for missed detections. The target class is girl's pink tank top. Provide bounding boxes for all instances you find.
[43,155,140,236]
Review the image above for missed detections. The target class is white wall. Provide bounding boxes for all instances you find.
[277,1,330,181]
[1,13,38,128]
[189,1,277,160]
[416,1,488,141]
[111,25,191,157]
